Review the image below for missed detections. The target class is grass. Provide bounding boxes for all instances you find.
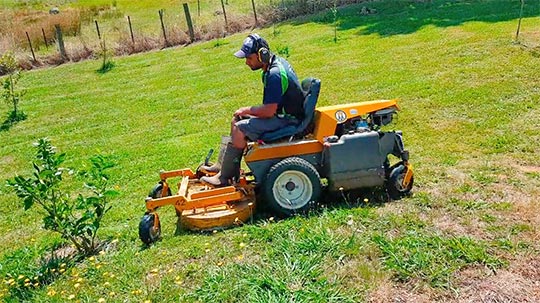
[1,0,540,301]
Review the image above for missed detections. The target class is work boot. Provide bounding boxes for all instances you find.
[199,136,231,174]
[200,144,243,187]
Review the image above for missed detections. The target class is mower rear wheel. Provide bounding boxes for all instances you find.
[263,157,321,217]
[386,163,414,200]
[139,213,161,245]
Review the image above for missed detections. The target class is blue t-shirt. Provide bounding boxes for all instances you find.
[262,56,305,119]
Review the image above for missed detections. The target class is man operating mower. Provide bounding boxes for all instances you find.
[200,33,305,187]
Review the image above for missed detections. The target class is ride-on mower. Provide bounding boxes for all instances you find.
[139,78,414,244]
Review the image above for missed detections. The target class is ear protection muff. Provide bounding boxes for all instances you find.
[248,34,270,64]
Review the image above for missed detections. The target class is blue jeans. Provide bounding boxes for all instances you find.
[236,116,299,141]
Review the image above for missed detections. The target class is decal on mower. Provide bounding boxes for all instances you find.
[335,110,347,123]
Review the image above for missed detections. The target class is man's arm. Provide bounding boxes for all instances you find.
[234,103,278,119]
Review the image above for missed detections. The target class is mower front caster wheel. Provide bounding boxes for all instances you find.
[139,213,161,245]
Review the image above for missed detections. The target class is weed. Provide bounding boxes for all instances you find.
[374,232,504,288]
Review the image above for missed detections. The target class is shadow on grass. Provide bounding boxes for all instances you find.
[0,110,26,132]
[294,0,538,37]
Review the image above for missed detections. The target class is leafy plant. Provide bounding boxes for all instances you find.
[96,38,115,73]
[6,138,118,255]
[0,51,26,130]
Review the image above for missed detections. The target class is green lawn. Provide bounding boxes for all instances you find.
[1,0,540,302]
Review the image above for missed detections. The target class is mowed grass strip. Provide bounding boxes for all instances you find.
[1,0,539,301]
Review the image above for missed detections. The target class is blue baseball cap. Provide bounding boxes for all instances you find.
[234,36,256,58]
[234,34,268,58]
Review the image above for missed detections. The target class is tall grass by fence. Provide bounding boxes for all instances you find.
[0,0,369,73]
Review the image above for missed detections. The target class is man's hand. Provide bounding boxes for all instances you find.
[234,107,252,118]
[234,104,278,119]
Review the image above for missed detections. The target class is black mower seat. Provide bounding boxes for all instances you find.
[260,78,321,142]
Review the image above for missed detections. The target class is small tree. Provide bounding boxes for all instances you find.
[96,38,115,73]
[0,51,26,127]
[7,138,118,255]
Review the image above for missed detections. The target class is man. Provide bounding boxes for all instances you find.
[200,33,305,187]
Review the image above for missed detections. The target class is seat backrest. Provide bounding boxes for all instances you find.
[258,78,321,142]
[296,78,321,135]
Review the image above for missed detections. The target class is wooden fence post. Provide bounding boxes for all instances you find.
[197,0,201,17]
[127,16,135,43]
[515,0,524,41]
[25,32,36,61]
[159,9,169,46]
[251,0,258,26]
[41,28,48,49]
[55,24,67,59]
[95,20,101,40]
[183,3,195,42]
[220,0,228,29]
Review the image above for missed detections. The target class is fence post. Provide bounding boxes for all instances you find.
[515,0,524,41]
[41,28,49,49]
[251,0,258,26]
[159,9,169,46]
[25,32,36,61]
[220,0,228,29]
[128,16,135,43]
[197,0,201,17]
[55,24,67,60]
[183,3,195,42]
[95,20,101,40]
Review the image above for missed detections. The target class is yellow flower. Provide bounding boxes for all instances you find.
[68,294,76,300]
[269,217,274,222]
[74,283,80,288]
[96,264,102,269]
[24,278,30,283]
[236,254,244,260]
[98,298,106,303]
[205,249,210,253]
[103,282,111,287]
[144,300,151,303]
[167,268,174,273]
[109,274,115,279]
[109,291,116,296]
[7,278,15,284]
[99,250,106,255]
[60,263,66,268]
[89,256,95,261]
[76,278,84,283]
[59,268,66,273]
[364,198,369,203]
[47,289,57,296]
[17,275,24,280]
[239,242,246,248]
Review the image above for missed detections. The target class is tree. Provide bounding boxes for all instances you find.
[0,51,26,129]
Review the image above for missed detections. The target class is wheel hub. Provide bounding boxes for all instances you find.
[273,171,313,210]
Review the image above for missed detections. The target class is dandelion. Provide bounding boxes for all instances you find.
[217,261,223,266]
[59,268,66,273]
[239,242,246,248]
[167,268,174,273]
[17,275,24,280]
[205,249,210,253]
[98,298,106,303]
[144,300,152,303]
[60,263,66,268]
[76,278,84,283]
[109,291,116,296]
[109,274,116,279]
[7,278,15,284]
[236,254,244,261]
[88,256,95,262]
[24,278,30,283]
[269,217,274,222]
[68,294,75,300]
[47,289,57,296]
[364,198,369,203]
[243,233,248,237]
[24,282,31,287]
[34,282,39,287]
[212,230,218,234]
[104,282,111,287]
[74,283,81,289]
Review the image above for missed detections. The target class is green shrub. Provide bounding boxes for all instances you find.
[6,138,118,255]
